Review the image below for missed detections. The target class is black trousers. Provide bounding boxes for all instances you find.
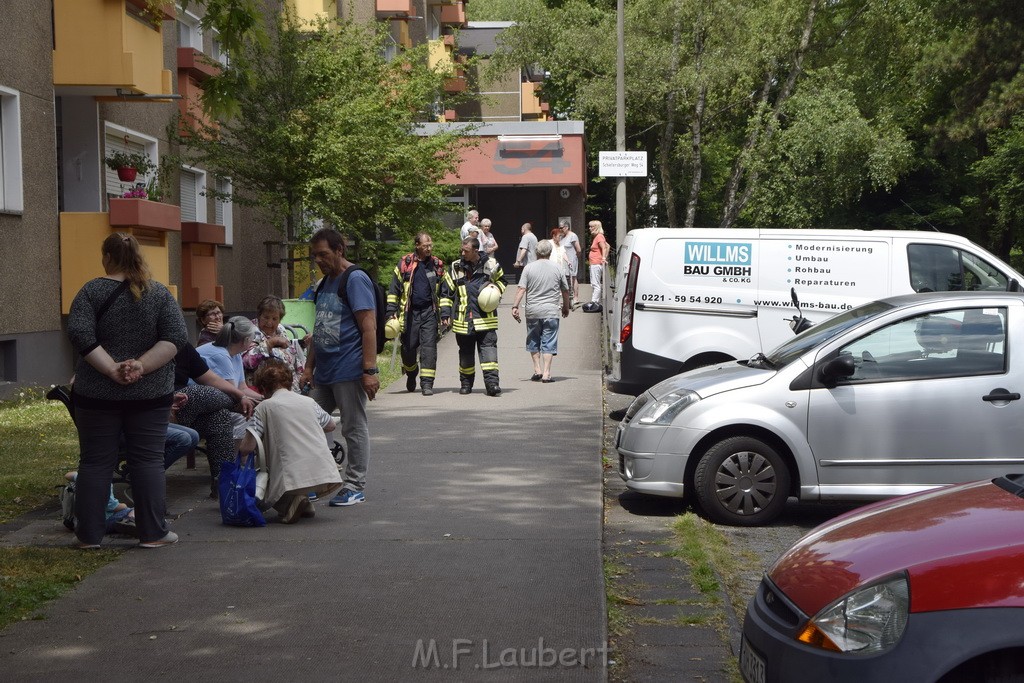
[401,308,438,385]
[75,405,169,545]
[456,329,499,387]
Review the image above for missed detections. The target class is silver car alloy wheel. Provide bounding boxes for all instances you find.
[714,450,777,515]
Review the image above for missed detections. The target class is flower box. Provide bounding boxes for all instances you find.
[108,198,181,232]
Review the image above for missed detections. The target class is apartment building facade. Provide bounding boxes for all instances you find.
[0,0,584,397]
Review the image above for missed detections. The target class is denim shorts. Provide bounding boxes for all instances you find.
[526,318,560,354]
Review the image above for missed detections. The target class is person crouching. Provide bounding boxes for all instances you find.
[237,359,343,523]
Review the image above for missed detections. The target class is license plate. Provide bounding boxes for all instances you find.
[739,636,766,683]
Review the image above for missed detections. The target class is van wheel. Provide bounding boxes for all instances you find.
[693,437,790,526]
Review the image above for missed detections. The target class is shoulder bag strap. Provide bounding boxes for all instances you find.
[95,280,130,322]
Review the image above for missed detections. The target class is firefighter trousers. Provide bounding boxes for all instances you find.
[401,307,438,386]
[456,329,498,388]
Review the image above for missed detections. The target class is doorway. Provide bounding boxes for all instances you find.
[476,188,547,281]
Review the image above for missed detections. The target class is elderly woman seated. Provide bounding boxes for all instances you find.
[242,296,308,392]
[237,359,342,524]
[174,339,258,499]
[196,316,264,438]
[195,299,225,346]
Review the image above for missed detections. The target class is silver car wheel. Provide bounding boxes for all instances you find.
[694,436,791,526]
[715,451,776,515]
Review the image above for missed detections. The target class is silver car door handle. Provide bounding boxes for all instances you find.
[983,389,1021,402]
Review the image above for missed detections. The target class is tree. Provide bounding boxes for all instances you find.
[172,10,468,283]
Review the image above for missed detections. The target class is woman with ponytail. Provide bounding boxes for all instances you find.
[66,233,188,549]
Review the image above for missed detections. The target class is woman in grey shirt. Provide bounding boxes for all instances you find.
[66,233,187,549]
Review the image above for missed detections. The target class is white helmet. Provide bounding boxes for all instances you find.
[477,284,502,313]
[384,317,401,340]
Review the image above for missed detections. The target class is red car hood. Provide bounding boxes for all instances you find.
[769,479,1024,617]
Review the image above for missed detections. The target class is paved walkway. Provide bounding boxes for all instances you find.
[0,296,608,680]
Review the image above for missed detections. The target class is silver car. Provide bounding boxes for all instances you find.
[616,291,1024,526]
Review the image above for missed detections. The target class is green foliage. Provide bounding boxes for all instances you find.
[970,113,1024,250]
[744,75,913,228]
[173,10,469,278]
[104,150,155,176]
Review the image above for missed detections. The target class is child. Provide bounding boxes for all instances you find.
[237,359,342,523]
[62,472,136,535]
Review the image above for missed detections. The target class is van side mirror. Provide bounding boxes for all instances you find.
[819,355,856,387]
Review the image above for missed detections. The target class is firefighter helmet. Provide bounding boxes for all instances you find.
[478,284,502,313]
[384,317,401,340]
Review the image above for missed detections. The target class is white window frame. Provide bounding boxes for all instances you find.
[210,31,230,66]
[427,6,442,40]
[0,86,23,213]
[179,164,208,222]
[214,176,233,244]
[103,122,158,201]
[176,7,203,52]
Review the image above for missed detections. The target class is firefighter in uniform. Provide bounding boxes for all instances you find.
[440,236,506,396]
[386,232,446,396]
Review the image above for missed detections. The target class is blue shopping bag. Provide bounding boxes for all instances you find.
[218,453,267,527]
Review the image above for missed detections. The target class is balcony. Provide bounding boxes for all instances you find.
[177,48,221,83]
[177,49,220,137]
[377,0,415,14]
[444,72,468,93]
[440,2,467,27]
[428,39,455,73]
[109,198,181,232]
[59,204,180,313]
[180,222,226,309]
[52,0,173,97]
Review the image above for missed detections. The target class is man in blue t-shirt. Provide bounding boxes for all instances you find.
[301,228,379,507]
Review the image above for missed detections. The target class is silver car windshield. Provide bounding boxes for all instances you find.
[765,300,896,368]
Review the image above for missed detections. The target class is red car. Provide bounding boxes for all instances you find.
[741,474,1024,683]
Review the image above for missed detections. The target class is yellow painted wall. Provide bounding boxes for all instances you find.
[59,213,175,313]
[428,39,453,73]
[53,0,170,95]
[289,0,338,25]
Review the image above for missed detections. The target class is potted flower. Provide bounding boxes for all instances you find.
[105,150,155,183]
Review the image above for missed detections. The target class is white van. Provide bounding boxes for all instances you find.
[605,228,1024,395]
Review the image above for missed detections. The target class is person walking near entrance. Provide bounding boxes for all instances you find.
[560,220,582,305]
[583,220,610,313]
[460,209,480,240]
[511,239,570,383]
[514,222,538,269]
[441,237,506,396]
[301,228,379,507]
[386,232,446,396]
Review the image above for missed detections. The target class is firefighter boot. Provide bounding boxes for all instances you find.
[459,379,473,395]
[485,383,502,397]
[406,371,417,393]
[421,381,434,397]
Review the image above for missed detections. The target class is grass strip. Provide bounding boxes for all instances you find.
[0,546,122,630]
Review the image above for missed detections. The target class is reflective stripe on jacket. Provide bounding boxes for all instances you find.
[440,257,506,335]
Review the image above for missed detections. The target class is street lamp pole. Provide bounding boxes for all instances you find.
[615,0,626,238]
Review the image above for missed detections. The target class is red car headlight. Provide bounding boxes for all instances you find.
[797,573,909,654]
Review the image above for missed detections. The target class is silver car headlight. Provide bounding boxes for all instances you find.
[797,573,909,654]
[635,389,699,425]
[624,392,651,421]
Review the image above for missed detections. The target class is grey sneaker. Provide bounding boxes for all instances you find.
[139,531,178,548]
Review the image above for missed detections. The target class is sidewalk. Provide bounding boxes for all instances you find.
[0,296,608,680]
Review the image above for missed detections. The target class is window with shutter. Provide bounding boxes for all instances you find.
[179,168,198,221]
[214,176,233,244]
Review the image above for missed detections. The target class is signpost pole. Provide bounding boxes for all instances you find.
[615,0,626,239]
